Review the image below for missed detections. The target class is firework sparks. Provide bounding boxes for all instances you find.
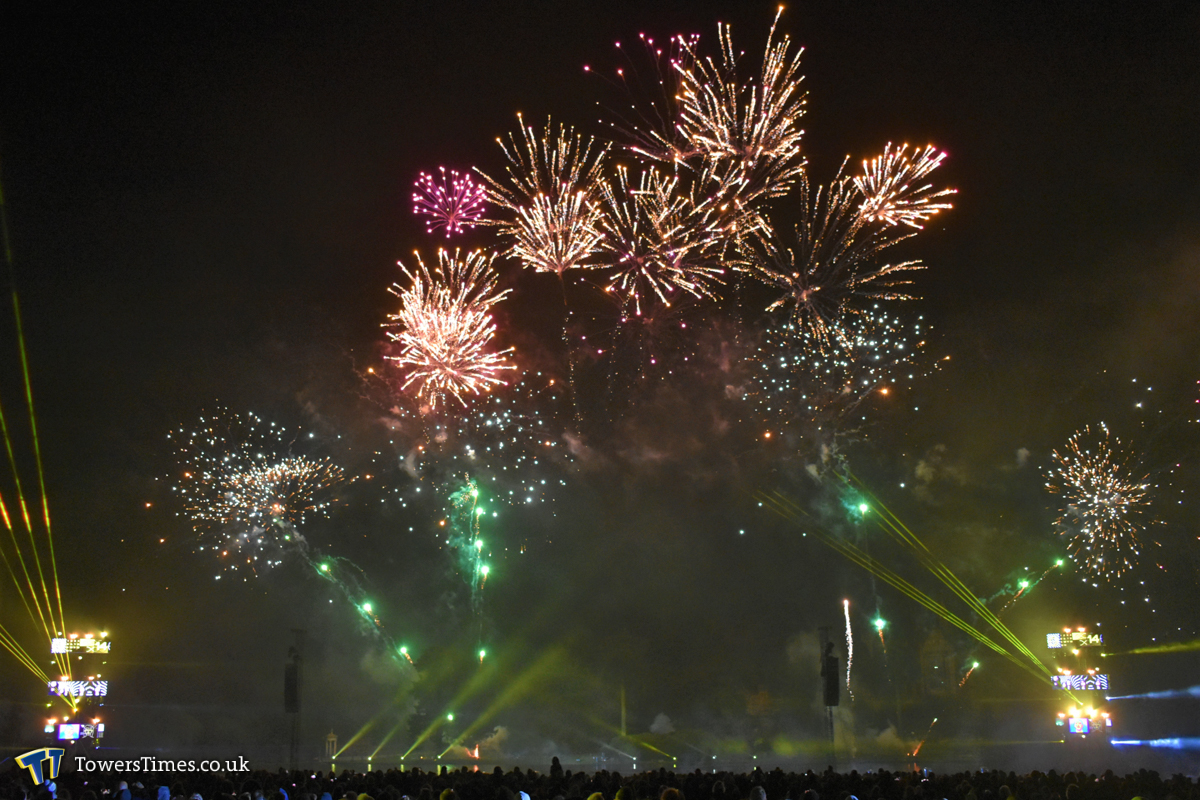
[596,166,725,314]
[959,661,979,688]
[843,599,854,701]
[911,717,938,757]
[1046,423,1151,580]
[171,410,345,576]
[479,115,608,277]
[445,477,490,616]
[749,306,932,434]
[589,29,703,165]
[413,167,488,237]
[854,143,956,229]
[674,9,807,207]
[365,370,572,509]
[385,248,514,410]
[744,167,931,351]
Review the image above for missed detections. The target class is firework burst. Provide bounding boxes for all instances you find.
[412,167,488,237]
[1046,423,1152,580]
[742,166,933,352]
[673,9,807,207]
[171,410,345,576]
[854,143,956,229]
[596,166,725,314]
[591,17,799,250]
[589,31,702,166]
[479,115,608,277]
[385,248,514,410]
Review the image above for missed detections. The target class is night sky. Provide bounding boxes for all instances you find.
[2,2,1199,772]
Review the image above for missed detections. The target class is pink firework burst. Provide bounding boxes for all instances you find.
[412,167,487,237]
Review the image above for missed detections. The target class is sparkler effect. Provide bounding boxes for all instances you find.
[385,248,514,410]
[1046,423,1152,580]
[854,144,956,229]
[170,410,345,577]
[480,116,608,278]
[412,167,488,237]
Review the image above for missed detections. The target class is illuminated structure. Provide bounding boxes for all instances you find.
[1051,671,1109,691]
[44,718,105,741]
[1046,629,1103,649]
[47,632,110,744]
[50,634,111,654]
[47,679,108,697]
[1057,707,1111,735]
[1048,626,1111,738]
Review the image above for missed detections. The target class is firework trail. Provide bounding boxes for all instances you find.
[479,115,608,279]
[170,410,345,578]
[310,556,395,639]
[911,717,938,757]
[443,477,490,618]
[1046,423,1151,580]
[994,562,1062,616]
[854,144,956,229]
[384,248,514,411]
[413,167,488,237]
[959,661,979,688]
[999,582,1029,614]
[843,599,854,701]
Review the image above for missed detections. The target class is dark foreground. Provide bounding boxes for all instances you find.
[4,761,1199,800]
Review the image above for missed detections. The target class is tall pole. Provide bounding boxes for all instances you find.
[620,684,626,737]
[287,629,305,769]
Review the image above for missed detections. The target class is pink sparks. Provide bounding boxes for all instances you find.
[412,167,487,237]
